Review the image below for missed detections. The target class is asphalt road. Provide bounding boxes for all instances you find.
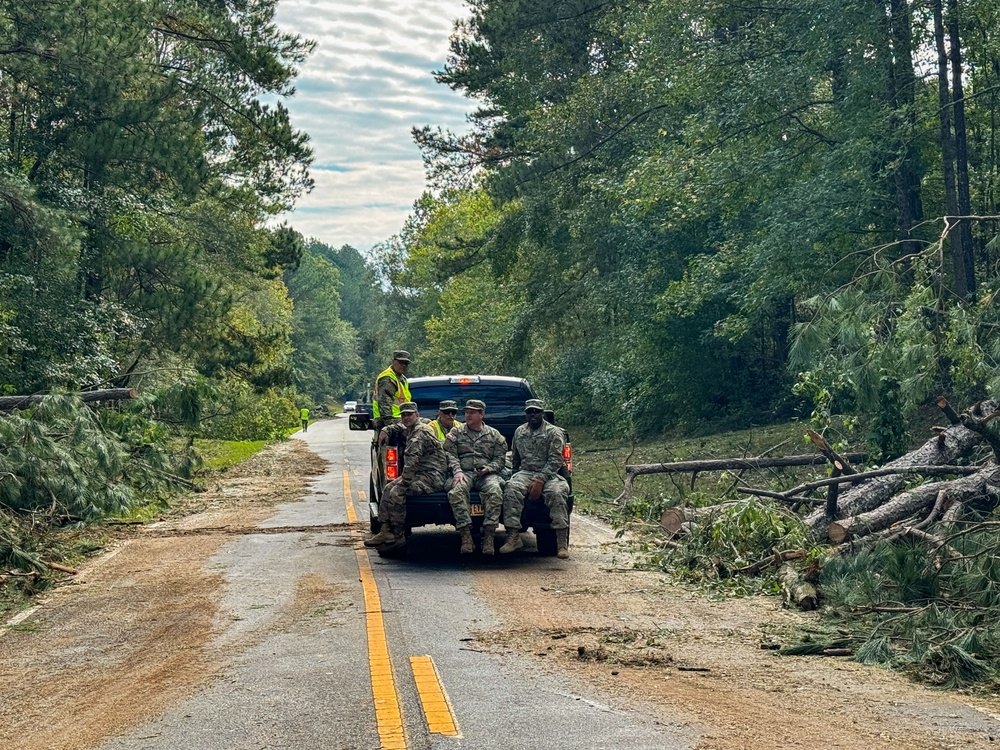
[98,416,692,750]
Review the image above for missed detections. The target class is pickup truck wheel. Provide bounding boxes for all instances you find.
[535,528,558,556]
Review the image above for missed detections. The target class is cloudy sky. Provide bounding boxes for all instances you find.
[273,0,474,251]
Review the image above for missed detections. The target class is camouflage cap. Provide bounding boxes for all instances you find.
[464,398,486,411]
[392,350,412,362]
[524,398,545,412]
[399,401,418,413]
[438,400,458,412]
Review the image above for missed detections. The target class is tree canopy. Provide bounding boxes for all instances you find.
[381,0,1000,435]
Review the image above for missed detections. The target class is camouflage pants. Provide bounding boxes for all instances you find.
[379,471,446,526]
[447,473,504,528]
[502,471,569,530]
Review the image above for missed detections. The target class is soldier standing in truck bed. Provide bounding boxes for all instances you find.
[500,398,570,558]
[364,402,448,553]
[444,399,508,555]
[371,350,412,431]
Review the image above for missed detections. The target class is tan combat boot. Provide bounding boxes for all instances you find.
[364,523,395,547]
[481,525,497,556]
[556,528,570,559]
[499,528,523,554]
[458,525,474,554]
[376,524,407,553]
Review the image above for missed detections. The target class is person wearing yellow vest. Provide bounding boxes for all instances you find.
[299,407,309,432]
[372,350,412,431]
[427,400,458,441]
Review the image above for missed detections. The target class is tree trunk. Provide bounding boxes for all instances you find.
[805,401,997,536]
[0,388,138,412]
[886,0,924,264]
[827,465,1000,543]
[933,0,967,298]
[948,0,976,298]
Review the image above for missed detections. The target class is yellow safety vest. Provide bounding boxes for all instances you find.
[428,419,446,441]
[371,367,411,419]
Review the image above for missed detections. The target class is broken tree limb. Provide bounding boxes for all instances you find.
[735,487,820,506]
[825,466,842,519]
[804,401,998,537]
[780,564,818,610]
[615,453,866,506]
[44,562,79,575]
[735,549,807,576]
[936,500,965,535]
[903,528,962,560]
[937,396,962,425]
[833,515,923,554]
[826,466,1000,543]
[807,430,857,474]
[959,413,1000,461]
[0,388,138,412]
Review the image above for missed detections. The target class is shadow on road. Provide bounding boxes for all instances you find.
[369,526,565,573]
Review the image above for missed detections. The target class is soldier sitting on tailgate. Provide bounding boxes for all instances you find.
[500,399,571,559]
[364,402,448,553]
[444,399,508,555]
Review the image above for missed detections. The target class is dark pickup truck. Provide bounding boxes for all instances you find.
[349,374,573,555]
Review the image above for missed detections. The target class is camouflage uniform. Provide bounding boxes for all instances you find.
[444,421,507,528]
[502,419,569,531]
[381,422,448,526]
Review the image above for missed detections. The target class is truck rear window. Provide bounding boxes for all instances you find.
[408,383,534,414]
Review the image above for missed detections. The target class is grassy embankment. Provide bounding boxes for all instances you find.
[0,437,277,618]
[569,420,830,521]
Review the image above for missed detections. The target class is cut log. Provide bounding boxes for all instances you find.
[780,564,818,611]
[805,401,998,536]
[827,466,1000,543]
[659,502,739,537]
[0,388,138,412]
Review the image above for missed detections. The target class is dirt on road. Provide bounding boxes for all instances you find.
[2,438,999,750]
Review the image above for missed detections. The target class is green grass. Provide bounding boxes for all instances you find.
[193,438,268,472]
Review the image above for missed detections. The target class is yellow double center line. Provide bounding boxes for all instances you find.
[342,470,459,749]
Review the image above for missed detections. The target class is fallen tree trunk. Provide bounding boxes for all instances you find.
[805,401,997,537]
[659,502,740,537]
[827,465,1000,543]
[780,564,817,610]
[616,453,866,505]
[0,388,138,412]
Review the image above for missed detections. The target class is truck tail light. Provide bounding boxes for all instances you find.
[562,444,573,473]
[386,447,399,479]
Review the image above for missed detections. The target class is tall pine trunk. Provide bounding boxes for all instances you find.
[948,0,976,299]
[885,0,923,266]
[933,0,966,298]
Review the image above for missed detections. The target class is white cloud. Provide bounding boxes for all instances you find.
[274,0,473,250]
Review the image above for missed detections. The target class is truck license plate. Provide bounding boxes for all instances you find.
[470,503,484,517]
